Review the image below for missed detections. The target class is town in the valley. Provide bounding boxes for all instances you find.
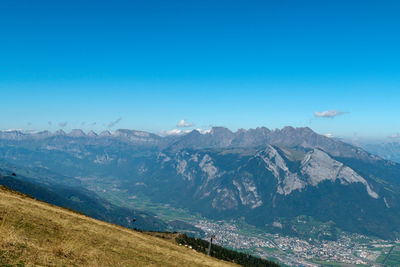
[192,219,400,267]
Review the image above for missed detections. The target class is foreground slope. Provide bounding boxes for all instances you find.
[0,174,168,231]
[0,186,237,267]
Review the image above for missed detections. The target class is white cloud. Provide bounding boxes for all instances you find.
[160,127,211,136]
[4,129,23,132]
[177,119,194,128]
[167,129,183,135]
[160,129,187,136]
[314,110,347,118]
[389,133,400,139]
[58,121,68,127]
[108,117,122,128]
[324,133,334,138]
[197,128,211,134]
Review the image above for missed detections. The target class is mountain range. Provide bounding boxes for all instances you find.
[362,142,400,164]
[1,126,400,240]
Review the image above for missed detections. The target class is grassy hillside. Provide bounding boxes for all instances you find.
[0,185,238,266]
[0,175,168,231]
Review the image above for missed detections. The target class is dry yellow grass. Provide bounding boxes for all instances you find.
[0,186,237,266]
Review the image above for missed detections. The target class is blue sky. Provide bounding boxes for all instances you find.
[1,0,399,139]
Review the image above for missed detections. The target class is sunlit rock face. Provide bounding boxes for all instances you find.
[300,149,378,198]
[254,145,378,199]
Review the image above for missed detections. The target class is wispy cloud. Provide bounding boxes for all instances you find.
[160,129,181,136]
[108,117,122,128]
[314,110,347,118]
[160,128,192,136]
[167,129,184,135]
[177,119,194,128]
[324,133,334,138]
[389,133,400,139]
[160,127,211,136]
[48,121,52,126]
[58,121,68,127]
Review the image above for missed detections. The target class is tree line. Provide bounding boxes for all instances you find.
[175,234,280,267]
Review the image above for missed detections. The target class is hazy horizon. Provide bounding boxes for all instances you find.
[1,1,399,140]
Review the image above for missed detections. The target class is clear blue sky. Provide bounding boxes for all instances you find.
[1,0,399,139]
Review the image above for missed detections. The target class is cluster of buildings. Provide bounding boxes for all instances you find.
[194,220,274,249]
[192,219,396,266]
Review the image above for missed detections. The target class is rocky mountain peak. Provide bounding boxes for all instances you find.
[210,127,233,136]
[99,130,112,137]
[188,129,202,136]
[55,129,66,136]
[68,129,86,137]
[208,127,235,146]
[280,126,296,133]
[113,129,160,138]
[0,130,26,140]
[87,130,98,137]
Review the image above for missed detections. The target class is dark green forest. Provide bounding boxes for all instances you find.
[175,234,279,267]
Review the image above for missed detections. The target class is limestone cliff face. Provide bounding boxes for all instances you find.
[159,145,380,213]
[300,149,378,198]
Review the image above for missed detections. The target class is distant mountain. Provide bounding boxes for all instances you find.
[0,126,385,161]
[99,130,112,136]
[0,127,377,159]
[362,142,400,163]
[68,129,86,137]
[166,126,372,160]
[1,126,400,239]
[87,130,98,137]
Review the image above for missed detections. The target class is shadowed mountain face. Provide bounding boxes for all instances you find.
[0,174,168,231]
[1,126,400,239]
